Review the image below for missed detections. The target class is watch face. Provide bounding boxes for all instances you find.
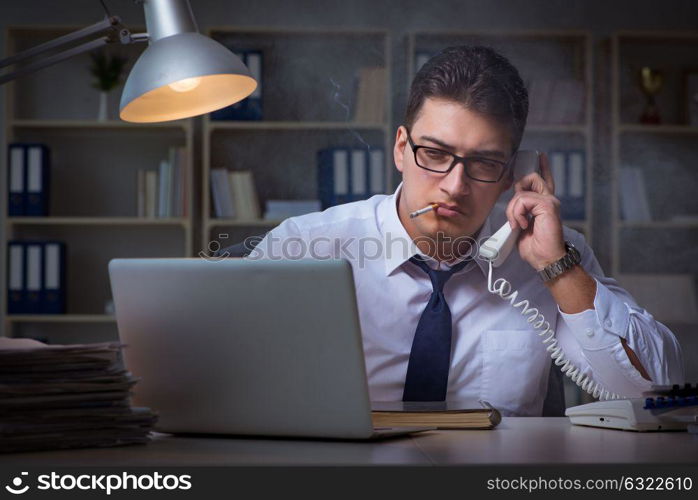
[564,242,581,262]
[569,246,581,264]
[539,242,580,282]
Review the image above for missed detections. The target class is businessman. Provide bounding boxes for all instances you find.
[247,46,684,416]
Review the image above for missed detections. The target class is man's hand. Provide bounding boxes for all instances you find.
[504,153,651,379]
[505,152,566,271]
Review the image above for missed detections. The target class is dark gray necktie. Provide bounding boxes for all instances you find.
[402,255,471,402]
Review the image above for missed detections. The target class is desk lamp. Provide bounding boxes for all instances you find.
[0,0,257,123]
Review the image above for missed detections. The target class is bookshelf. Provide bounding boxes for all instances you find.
[1,27,195,341]
[610,32,698,277]
[201,27,392,254]
[7,314,116,323]
[407,31,594,244]
[609,31,698,390]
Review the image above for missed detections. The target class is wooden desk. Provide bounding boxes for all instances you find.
[2,418,697,466]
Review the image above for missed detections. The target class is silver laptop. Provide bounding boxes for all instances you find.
[108,257,429,440]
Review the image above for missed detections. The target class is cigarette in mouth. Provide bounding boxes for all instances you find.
[409,203,439,218]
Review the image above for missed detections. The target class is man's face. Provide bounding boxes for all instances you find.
[394,97,514,254]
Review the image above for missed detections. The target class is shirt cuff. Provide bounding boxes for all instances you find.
[558,278,630,350]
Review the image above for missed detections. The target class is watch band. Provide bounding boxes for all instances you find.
[538,241,581,283]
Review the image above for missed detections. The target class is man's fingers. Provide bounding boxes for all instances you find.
[514,172,552,196]
[507,192,560,230]
[508,194,534,230]
[513,152,555,196]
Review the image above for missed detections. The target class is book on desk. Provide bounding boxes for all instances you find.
[371,401,502,430]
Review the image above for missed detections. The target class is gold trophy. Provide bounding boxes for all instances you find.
[638,67,663,124]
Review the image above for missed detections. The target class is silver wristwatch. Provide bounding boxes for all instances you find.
[538,241,581,283]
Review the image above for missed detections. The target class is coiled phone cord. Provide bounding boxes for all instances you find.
[486,260,621,401]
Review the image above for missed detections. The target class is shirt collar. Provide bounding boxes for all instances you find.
[378,182,419,277]
[378,183,502,278]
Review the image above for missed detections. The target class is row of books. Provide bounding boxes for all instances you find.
[7,241,66,315]
[548,150,586,220]
[210,169,261,219]
[318,147,385,209]
[136,147,189,218]
[211,50,263,121]
[210,146,386,220]
[7,143,50,216]
[354,67,387,123]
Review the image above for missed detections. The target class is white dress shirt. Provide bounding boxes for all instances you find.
[248,184,684,416]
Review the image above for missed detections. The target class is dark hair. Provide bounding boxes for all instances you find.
[405,45,529,152]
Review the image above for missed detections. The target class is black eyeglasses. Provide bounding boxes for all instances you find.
[406,128,514,183]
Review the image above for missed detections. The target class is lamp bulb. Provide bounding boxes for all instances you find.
[168,77,202,93]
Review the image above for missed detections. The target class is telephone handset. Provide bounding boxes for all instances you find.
[478,150,541,267]
[477,150,623,401]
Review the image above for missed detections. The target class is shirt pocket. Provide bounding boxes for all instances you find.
[480,329,550,416]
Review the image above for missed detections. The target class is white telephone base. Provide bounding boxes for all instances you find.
[565,399,698,432]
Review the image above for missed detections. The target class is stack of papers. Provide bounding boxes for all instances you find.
[0,338,157,453]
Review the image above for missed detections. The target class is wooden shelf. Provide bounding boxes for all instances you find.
[207,218,284,228]
[6,314,116,323]
[410,29,590,40]
[207,121,388,131]
[526,124,588,133]
[615,30,698,40]
[618,124,698,135]
[619,220,698,229]
[209,26,389,37]
[6,217,190,227]
[10,119,191,130]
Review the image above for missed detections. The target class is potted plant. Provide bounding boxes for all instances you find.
[89,49,127,121]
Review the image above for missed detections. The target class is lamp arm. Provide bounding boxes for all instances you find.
[0,16,148,86]
[0,17,122,70]
[0,37,110,86]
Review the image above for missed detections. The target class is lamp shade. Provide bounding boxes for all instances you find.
[119,32,256,122]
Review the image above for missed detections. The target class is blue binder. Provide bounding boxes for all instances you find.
[368,148,385,195]
[24,242,43,314]
[211,50,263,121]
[7,241,26,314]
[350,149,369,202]
[24,144,50,216]
[318,148,336,209]
[318,148,350,209]
[8,144,26,216]
[41,241,66,314]
[244,51,263,120]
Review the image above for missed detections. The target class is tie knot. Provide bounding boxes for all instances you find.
[409,255,470,292]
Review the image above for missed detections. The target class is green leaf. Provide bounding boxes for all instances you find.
[89,49,128,92]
